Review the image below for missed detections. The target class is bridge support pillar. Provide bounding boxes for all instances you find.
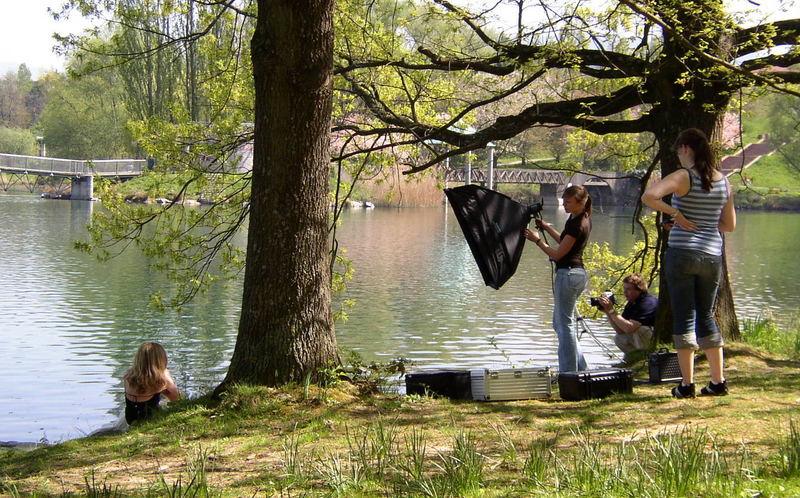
[71,176,94,201]
[540,184,559,207]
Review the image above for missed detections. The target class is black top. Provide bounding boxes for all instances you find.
[125,392,161,424]
[622,293,658,326]
[556,212,591,269]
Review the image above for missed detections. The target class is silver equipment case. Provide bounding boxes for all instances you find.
[470,367,552,401]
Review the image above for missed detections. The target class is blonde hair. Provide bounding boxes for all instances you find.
[124,342,169,395]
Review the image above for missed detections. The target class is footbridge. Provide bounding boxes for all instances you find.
[445,166,641,206]
[0,153,147,200]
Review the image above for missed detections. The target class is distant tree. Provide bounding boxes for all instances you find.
[763,89,800,173]
[24,73,58,126]
[16,64,33,94]
[0,73,32,128]
[38,68,134,159]
[0,127,38,155]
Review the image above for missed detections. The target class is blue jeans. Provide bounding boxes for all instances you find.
[553,267,588,372]
[664,247,725,350]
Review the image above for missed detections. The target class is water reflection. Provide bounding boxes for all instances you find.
[0,195,797,443]
[333,206,621,370]
[0,196,240,442]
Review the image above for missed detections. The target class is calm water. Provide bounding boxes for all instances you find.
[1,194,798,442]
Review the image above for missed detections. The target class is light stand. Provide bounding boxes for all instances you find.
[574,306,623,363]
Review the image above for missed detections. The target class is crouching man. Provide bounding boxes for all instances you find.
[598,273,658,364]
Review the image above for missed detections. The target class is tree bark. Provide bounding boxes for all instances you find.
[216,0,337,391]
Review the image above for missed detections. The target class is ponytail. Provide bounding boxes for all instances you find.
[673,128,717,192]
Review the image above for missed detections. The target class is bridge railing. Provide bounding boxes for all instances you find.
[87,159,148,177]
[444,166,568,184]
[0,153,147,177]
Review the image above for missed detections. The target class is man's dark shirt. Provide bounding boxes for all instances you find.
[621,293,658,326]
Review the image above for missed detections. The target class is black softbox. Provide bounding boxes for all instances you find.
[444,184,536,289]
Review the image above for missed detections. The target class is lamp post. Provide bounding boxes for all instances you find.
[35,136,46,157]
[465,152,472,185]
[487,142,495,190]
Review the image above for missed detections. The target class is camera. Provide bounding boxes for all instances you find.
[590,291,615,308]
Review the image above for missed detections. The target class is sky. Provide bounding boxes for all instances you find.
[0,0,97,77]
[0,0,797,78]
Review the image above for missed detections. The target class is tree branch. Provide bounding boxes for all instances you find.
[734,18,800,50]
[618,0,800,98]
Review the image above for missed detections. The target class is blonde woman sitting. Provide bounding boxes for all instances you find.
[124,342,180,424]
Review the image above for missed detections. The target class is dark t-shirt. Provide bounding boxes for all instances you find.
[622,293,658,326]
[556,212,591,269]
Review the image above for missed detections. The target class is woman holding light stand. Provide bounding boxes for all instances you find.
[525,185,592,373]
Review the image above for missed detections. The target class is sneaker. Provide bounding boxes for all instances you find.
[671,383,696,399]
[700,380,728,396]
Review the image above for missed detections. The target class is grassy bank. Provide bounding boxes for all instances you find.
[730,152,800,210]
[2,343,799,497]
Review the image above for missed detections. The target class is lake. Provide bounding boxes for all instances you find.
[1,194,797,443]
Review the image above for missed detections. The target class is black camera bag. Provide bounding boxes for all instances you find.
[648,348,682,384]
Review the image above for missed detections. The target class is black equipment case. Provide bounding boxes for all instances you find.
[648,348,682,383]
[558,369,633,401]
[405,370,472,400]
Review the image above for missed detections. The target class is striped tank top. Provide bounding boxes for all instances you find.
[668,170,729,256]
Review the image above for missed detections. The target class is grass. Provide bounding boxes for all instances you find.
[741,312,800,359]
[731,100,800,206]
[739,153,800,192]
[2,343,800,496]
[729,153,800,209]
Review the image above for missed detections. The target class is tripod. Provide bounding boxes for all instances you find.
[574,306,623,363]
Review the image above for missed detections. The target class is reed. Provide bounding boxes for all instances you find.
[345,419,398,480]
[154,447,217,498]
[396,426,427,481]
[280,429,305,483]
[778,419,800,477]
[435,431,484,496]
[522,437,554,485]
[314,452,366,496]
[491,422,520,467]
[37,420,797,496]
[81,469,121,498]
[514,426,757,497]
[742,312,800,358]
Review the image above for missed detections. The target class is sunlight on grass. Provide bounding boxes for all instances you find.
[742,312,800,359]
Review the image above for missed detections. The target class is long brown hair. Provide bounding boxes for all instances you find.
[673,128,717,192]
[124,342,169,395]
[563,185,592,216]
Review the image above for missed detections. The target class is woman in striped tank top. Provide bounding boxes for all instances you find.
[642,128,736,399]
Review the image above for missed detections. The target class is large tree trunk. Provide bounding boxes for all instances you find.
[216,0,337,391]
